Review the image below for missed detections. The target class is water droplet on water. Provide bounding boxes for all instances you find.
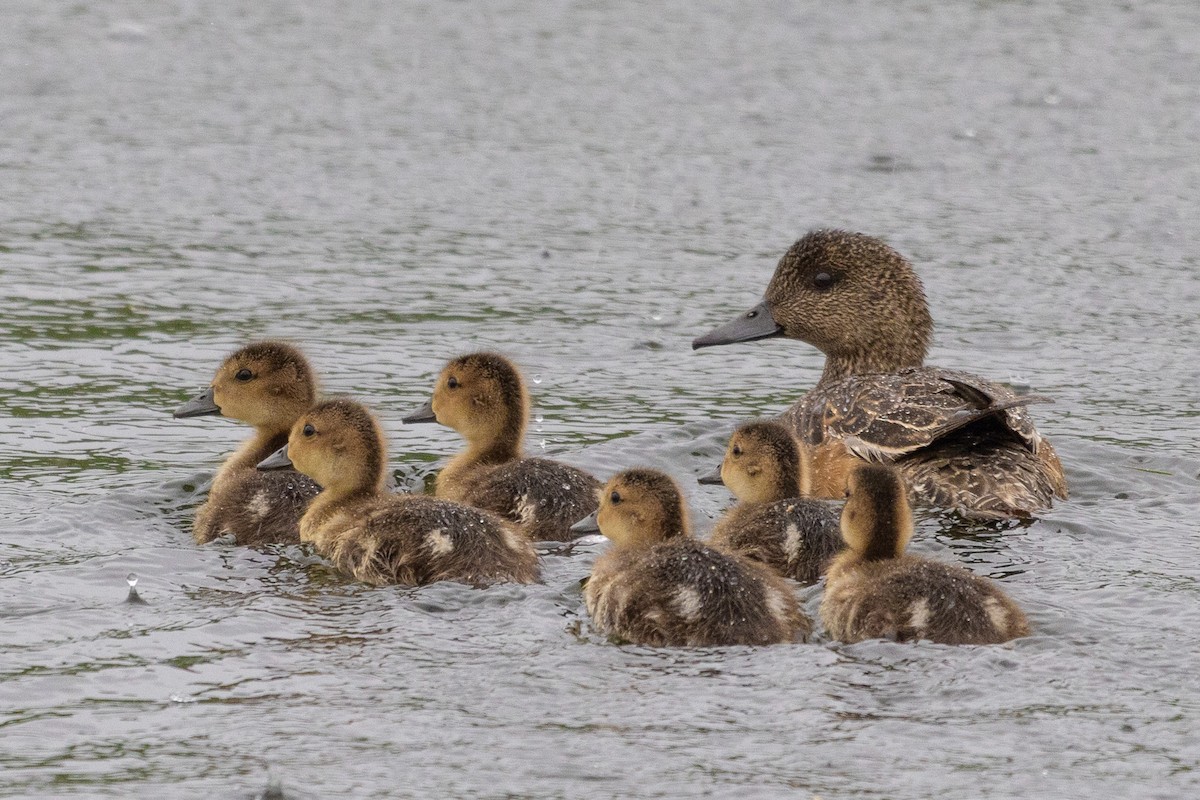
[127,573,138,588]
[124,573,148,605]
[170,693,198,704]
[532,375,543,385]
[535,414,544,424]
[538,439,547,450]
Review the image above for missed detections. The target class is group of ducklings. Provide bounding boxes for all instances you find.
[175,229,1062,648]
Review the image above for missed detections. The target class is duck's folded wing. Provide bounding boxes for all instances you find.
[791,367,1051,461]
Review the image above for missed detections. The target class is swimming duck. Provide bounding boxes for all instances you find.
[403,351,599,541]
[173,341,321,545]
[693,229,1068,520]
[699,421,842,584]
[258,397,539,587]
[820,464,1030,644]
[573,468,810,647]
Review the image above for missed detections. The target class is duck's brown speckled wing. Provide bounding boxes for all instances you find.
[463,457,599,542]
[194,468,320,546]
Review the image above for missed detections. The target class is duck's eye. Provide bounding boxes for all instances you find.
[447,376,459,389]
[843,488,852,499]
[610,491,622,505]
[732,445,742,456]
[813,272,835,290]
[235,368,253,382]
[302,424,315,437]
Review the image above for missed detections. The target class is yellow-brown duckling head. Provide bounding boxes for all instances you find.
[703,421,810,503]
[573,469,690,548]
[840,463,914,561]
[694,230,932,378]
[174,340,316,434]
[403,352,528,455]
[261,398,387,496]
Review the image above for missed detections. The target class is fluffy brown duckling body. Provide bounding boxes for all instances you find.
[259,398,539,587]
[701,421,842,584]
[820,464,1030,644]
[693,229,1068,520]
[404,352,599,542]
[173,341,321,545]
[575,468,810,647]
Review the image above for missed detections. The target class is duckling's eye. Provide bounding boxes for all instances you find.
[302,424,315,437]
[610,491,622,505]
[235,368,253,382]
[813,272,835,290]
[732,445,742,457]
[447,376,459,389]
[843,488,852,499]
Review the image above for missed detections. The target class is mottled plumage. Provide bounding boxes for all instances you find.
[581,469,810,647]
[404,351,599,541]
[264,398,539,587]
[174,341,320,545]
[820,464,1030,644]
[693,229,1067,519]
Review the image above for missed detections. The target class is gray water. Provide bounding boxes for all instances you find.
[2,1,1199,797]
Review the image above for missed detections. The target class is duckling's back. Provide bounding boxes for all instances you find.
[586,538,809,647]
[461,457,600,542]
[709,498,843,584]
[195,467,320,545]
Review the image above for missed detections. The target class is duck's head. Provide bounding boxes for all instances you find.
[702,421,809,503]
[840,463,914,561]
[174,341,316,433]
[259,398,387,495]
[403,352,528,451]
[693,230,932,378]
[572,468,689,548]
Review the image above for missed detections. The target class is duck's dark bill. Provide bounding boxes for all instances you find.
[697,466,724,485]
[691,300,783,350]
[569,511,601,534]
[401,399,437,424]
[257,446,293,471]
[173,387,220,418]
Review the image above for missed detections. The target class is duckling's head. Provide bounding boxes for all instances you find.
[406,352,528,451]
[278,398,387,495]
[593,469,690,548]
[840,463,914,560]
[175,341,316,433]
[694,230,932,378]
[719,421,810,503]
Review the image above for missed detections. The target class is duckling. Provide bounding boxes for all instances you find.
[700,421,842,584]
[258,397,539,587]
[820,464,1030,644]
[173,341,321,545]
[573,468,810,647]
[693,229,1068,520]
[403,352,599,541]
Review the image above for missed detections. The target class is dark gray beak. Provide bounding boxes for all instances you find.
[257,445,293,471]
[173,387,220,418]
[401,398,437,424]
[697,465,725,486]
[692,300,783,350]
[569,511,600,535]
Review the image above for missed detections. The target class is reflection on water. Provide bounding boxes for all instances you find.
[2,0,1199,798]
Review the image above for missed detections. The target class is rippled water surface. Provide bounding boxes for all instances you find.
[3,1,1199,798]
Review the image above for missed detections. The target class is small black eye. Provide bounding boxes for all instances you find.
[843,488,851,499]
[610,491,622,505]
[447,376,459,389]
[813,272,835,290]
[235,368,253,382]
[732,445,742,456]
[302,424,315,437]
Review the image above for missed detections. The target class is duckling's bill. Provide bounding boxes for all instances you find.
[692,300,782,350]
[173,387,220,418]
[401,399,437,424]
[570,510,600,534]
[697,465,724,485]
[257,446,293,471]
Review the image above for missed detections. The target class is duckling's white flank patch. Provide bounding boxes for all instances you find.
[765,586,791,624]
[426,528,454,556]
[983,597,1008,632]
[247,490,271,520]
[673,586,703,621]
[499,523,525,552]
[908,597,931,632]
[784,522,802,563]
[515,494,536,526]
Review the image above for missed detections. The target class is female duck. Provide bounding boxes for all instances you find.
[259,398,539,587]
[700,421,842,584]
[574,468,810,647]
[820,464,1030,644]
[403,352,599,541]
[173,341,320,545]
[693,229,1067,519]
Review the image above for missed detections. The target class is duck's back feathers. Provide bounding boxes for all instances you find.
[585,538,810,647]
[194,467,320,545]
[458,457,600,542]
[821,553,1030,645]
[708,498,842,584]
